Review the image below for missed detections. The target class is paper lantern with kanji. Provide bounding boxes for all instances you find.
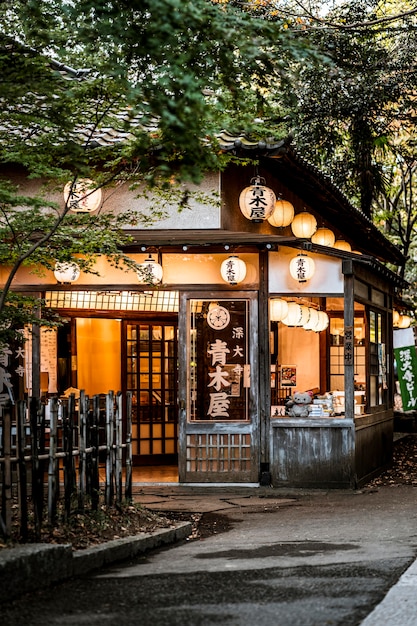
[239,176,276,223]
[289,253,315,283]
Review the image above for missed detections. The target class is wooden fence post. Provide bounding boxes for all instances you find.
[78,391,87,510]
[16,400,28,541]
[125,391,133,502]
[1,404,12,537]
[90,395,100,511]
[115,392,123,505]
[105,391,114,506]
[47,396,58,523]
[30,396,43,540]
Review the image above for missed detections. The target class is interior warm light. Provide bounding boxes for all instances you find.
[267,198,295,228]
[289,253,315,283]
[220,255,247,285]
[64,179,102,213]
[270,298,289,322]
[239,176,276,223]
[54,261,81,284]
[291,211,317,238]
[311,227,335,247]
[333,239,352,252]
[137,254,163,285]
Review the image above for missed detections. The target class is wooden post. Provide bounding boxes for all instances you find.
[16,400,28,541]
[105,391,114,506]
[115,392,123,505]
[258,249,271,485]
[91,395,100,511]
[30,396,43,540]
[1,404,12,537]
[343,260,355,421]
[31,302,41,401]
[62,399,72,519]
[47,396,58,523]
[78,390,87,510]
[125,391,133,502]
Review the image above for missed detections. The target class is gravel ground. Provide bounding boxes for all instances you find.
[367,433,417,487]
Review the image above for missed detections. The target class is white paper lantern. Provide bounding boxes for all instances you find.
[270,298,289,322]
[239,176,276,223]
[393,310,400,326]
[281,302,302,327]
[303,307,319,330]
[333,239,352,252]
[311,227,335,247]
[137,255,163,285]
[299,305,311,326]
[267,199,295,228]
[397,314,411,329]
[220,255,247,285]
[291,211,317,238]
[54,261,81,283]
[289,253,315,283]
[64,178,103,213]
[315,310,329,332]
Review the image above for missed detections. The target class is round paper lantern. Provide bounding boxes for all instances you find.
[397,314,411,329]
[239,176,276,223]
[137,254,163,285]
[311,227,335,247]
[333,239,352,252]
[267,199,295,228]
[54,261,81,283]
[270,298,289,322]
[220,255,247,285]
[281,302,302,327]
[291,211,317,238]
[315,310,329,332]
[303,307,319,330]
[393,310,400,326]
[289,253,315,283]
[298,305,311,327]
[64,179,102,213]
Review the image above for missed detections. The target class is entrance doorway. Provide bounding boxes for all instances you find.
[122,320,178,478]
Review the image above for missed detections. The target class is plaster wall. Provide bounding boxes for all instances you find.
[269,249,344,294]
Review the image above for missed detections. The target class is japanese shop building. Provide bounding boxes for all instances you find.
[3,134,407,488]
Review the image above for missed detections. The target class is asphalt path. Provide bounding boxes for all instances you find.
[3,484,417,625]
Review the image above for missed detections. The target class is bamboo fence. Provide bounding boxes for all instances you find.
[0,390,132,540]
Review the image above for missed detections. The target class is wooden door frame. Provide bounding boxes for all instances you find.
[178,291,260,483]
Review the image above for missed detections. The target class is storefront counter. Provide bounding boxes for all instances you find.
[270,417,355,489]
[270,409,394,489]
[354,410,394,487]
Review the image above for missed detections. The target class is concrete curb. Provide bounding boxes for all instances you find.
[0,521,192,601]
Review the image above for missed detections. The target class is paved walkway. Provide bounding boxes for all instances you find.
[133,484,417,625]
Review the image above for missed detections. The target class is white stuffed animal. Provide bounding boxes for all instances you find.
[285,391,313,417]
